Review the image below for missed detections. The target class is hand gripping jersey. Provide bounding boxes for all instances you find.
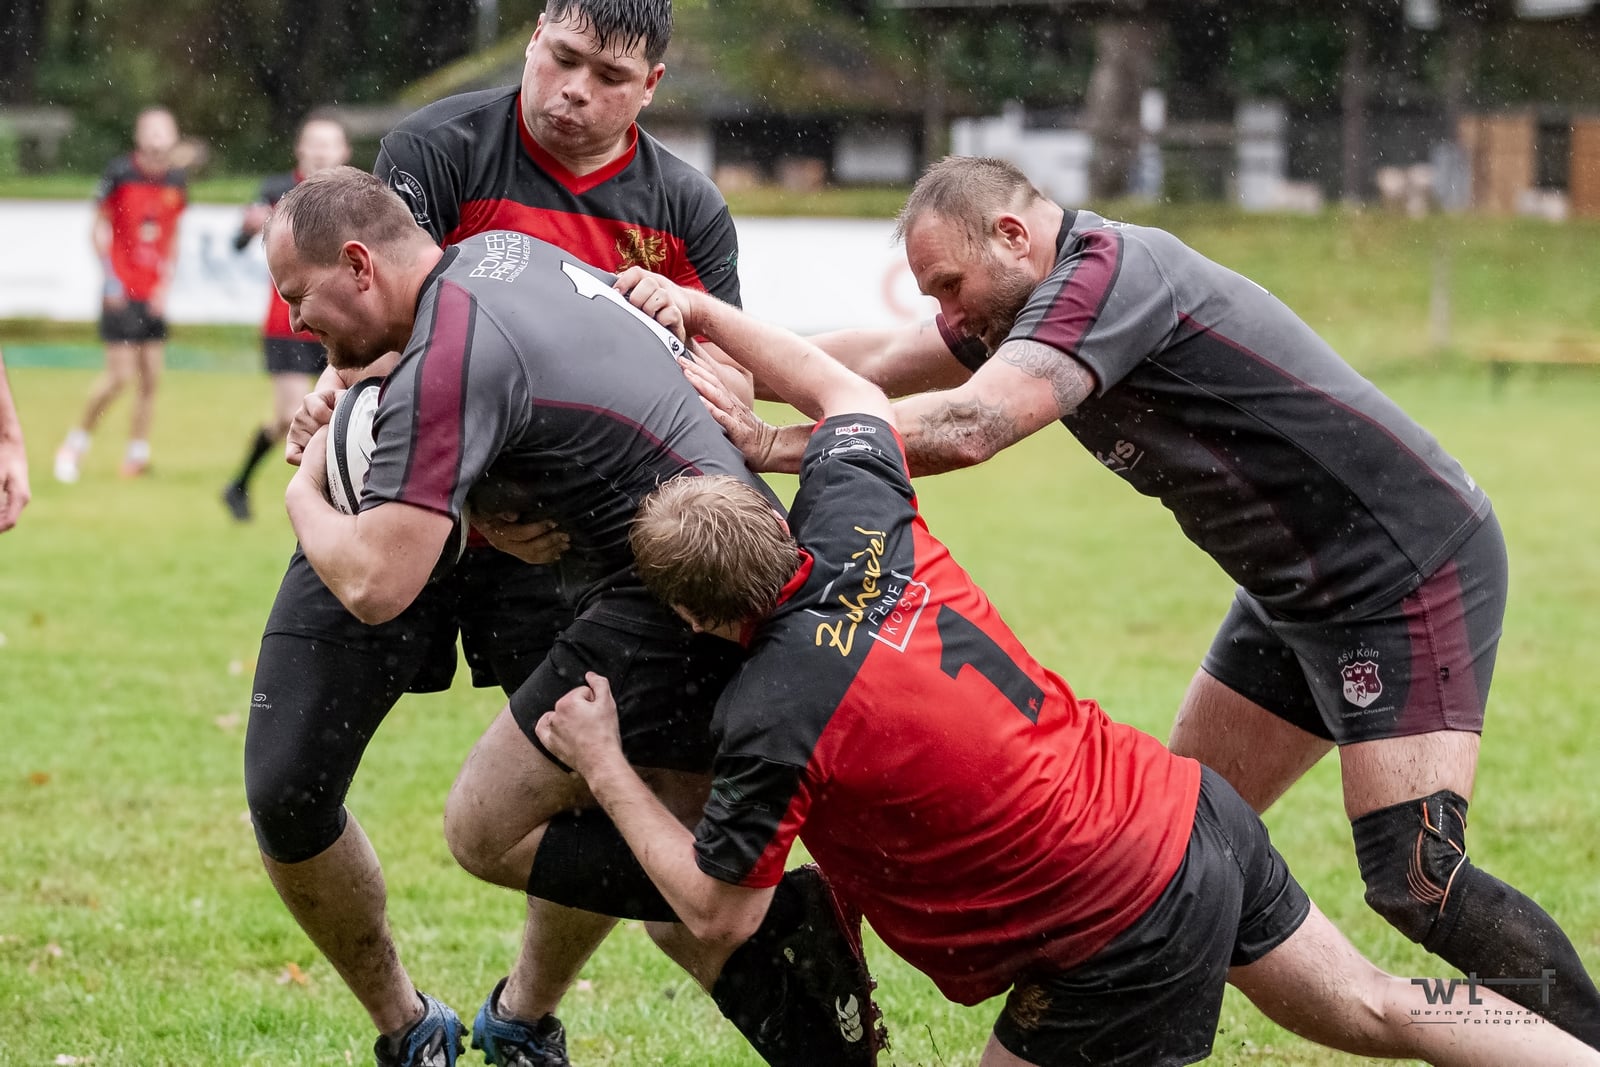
[375,87,740,307]
[984,211,1491,621]
[358,230,778,608]
[95,155,187,302]
[252,171,317,343]
[692,413,1202,1006]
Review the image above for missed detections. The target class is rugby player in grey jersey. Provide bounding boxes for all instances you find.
[691,154,1600,1048]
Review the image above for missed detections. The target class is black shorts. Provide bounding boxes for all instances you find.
[261,544,571,695]
[992,767,1311,1067]
[1201,511,1507,744]
[508,585,742,774]
[264,336,327,376]
[99,299,167,343]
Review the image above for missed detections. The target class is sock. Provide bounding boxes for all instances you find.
[233,427,274,488]
[1426,864,1600,1049]
[126,439,150,463]
[64,428,90,453]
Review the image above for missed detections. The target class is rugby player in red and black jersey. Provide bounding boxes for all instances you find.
[248,8,869,1061]
[695,156,1600,1049]
[535,267,1600,1066]
[54,107,186,484]
[222,116,351,522]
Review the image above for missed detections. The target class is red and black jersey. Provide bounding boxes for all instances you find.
[251,171,318,342]
[694,414,1202,1006]
[374,86,739,306]
[96,155,187,302]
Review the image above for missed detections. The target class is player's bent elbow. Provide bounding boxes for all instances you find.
[340,582,410,627]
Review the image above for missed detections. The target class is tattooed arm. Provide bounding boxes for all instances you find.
[891,339,1097,475]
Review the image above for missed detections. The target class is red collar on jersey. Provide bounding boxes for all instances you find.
[515,95,639,195]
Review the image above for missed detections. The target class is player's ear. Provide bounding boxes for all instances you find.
[641,63,666,104]
[994,214,1029,258]
[342,241,376,290]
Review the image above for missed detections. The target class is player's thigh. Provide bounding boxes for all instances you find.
[245,632,417,861]
[507,586,742,775]
[1228,902,1391,1051]
[1175,593,1332,812]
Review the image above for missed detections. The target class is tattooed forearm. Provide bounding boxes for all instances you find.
[997,339,1094,417]
[905,395,1023,475]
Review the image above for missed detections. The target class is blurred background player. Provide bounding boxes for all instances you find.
[222,115,351,522]
[54,106,187,483]
[0,345,29,532]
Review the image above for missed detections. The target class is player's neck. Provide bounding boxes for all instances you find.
[543,132,631,178]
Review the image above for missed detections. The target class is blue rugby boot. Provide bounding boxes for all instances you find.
[470,977,570,1066]
[374,990,465,1067]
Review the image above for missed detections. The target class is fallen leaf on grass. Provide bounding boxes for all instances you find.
[214,713,242,731]
[54,1055,93,1065]
[576,979,594,993]
[28,771,50,786]
[277,961,311,987]
[28,942,64,973]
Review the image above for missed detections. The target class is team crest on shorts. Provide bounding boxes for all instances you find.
[1341,659,1383,708]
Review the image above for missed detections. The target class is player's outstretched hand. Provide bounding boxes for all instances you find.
[614,266,695,341]
[679,356,778,469]
[473,512,570,565]
[286,386,339,467]
[538,672,623,778]
[0,435,30,533]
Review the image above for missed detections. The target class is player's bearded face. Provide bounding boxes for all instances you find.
[969,248,1039,352]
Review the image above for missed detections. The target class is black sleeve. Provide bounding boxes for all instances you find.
[374,130,464,244]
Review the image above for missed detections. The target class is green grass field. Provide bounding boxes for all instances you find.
[3,286,1600,1060]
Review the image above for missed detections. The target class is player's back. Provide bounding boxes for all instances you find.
[374,230,775,607]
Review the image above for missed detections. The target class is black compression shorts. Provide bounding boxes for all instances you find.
[245,545,570,861]
[991,767,1311,1066]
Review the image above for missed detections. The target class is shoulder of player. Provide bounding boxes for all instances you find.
[634,126,729,210]
[389,85,519,142]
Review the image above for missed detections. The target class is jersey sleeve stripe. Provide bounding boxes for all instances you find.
[400,279,473,513]
[1030,227,1124,356]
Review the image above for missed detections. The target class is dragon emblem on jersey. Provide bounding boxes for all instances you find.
[1341,660,1383,708]
[615,228,667,272]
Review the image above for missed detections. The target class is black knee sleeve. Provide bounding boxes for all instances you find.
[1351,789,1469,945]
[527,808,678,922]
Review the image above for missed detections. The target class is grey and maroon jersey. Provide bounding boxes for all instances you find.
[359,230,778,607]
[993,210,1489,620]
[374,86,739,306]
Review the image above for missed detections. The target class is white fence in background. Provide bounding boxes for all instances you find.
[0,202,937,335]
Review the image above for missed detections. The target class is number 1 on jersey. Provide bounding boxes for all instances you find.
[935,605,1047,722]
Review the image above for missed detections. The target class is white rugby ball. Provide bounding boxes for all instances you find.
[325,376,382,515]
[324,375,469,580]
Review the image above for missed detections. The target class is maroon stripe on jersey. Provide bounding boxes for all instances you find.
[1175,313,1482,514]
[1031,228,1123,355]
[445,203,706,292]
[532,397,704,473]
[402,280,473,512]
[1397,558,1482,734]
[516,101,639,194]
